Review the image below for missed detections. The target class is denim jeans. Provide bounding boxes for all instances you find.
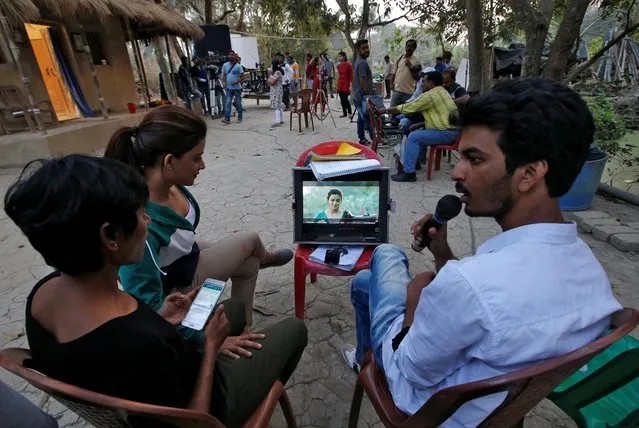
[356,103,369,141]
[351,244,411,367]
[402,129,459,173]
[225,88,243,120]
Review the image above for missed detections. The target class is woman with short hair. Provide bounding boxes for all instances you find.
[5,155,307,427]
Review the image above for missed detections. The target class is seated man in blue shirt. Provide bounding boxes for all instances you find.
[341,79,622,427]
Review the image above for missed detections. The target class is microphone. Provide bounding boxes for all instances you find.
[411,195,462,252]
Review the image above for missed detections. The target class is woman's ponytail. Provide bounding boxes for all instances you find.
[104,127,141,173]
[104,105,207,172]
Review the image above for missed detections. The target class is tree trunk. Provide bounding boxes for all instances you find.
[236,0,247,31]
[543,0,591,79]
[507,0,553,77]
[523,22,549,77]
[466,0,485,92]
[204,0,213,24]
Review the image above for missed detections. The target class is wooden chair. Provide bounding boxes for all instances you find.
[427,134,461,181]
[349,308,639,428]
[290,89,314,133]
[366,99,403,165]
[0,85,59,134]
[0,348,297,428]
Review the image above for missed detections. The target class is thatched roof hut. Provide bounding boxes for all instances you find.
[2,0,204,40]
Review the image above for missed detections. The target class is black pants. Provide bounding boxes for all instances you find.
[282,84,290,109]
[338,91,352,116]
[210,299,308,427]
[198,85,211,115]
[385,79,392,98]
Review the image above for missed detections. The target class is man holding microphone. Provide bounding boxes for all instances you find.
[341,79,622,427]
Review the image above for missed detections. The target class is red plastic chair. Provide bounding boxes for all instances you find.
[427,134,461,181]
[295,141,382,319]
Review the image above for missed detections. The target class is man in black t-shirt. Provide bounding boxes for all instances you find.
[442,69,470,106]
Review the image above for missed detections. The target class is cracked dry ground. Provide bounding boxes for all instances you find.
[1,102,638,428]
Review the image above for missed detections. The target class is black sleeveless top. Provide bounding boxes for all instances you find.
[25,272,201,410]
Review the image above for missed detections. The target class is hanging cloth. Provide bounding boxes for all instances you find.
[49,30,96,118]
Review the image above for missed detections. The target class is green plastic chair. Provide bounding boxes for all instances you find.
[548,333,639,428]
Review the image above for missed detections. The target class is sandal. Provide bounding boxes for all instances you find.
[260,248,294,269]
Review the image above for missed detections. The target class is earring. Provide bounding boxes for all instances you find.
[168,166,173,171]
[114,243,119,249]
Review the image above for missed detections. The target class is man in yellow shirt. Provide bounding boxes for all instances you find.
[378,71,459,182]
[389,40,420,109]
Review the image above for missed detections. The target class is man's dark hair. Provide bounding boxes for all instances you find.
[384,55,390,60]
[4,155,149,276]
[409,64,423,74]
[355,39,368,51]
[456,79,594,198]
[424,71,443,86]
[442,68,456,80]
[338,51,346,58]
[436,56,443,61]
[275,52,283,57]
[406,39,417,47]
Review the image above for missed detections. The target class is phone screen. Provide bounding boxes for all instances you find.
[181,279,226,330]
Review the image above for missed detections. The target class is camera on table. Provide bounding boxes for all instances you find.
[324,246,349,265]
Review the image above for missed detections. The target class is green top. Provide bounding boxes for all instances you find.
[119,185,204,347]
[312,210,354,223]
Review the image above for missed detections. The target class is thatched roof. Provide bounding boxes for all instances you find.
[1,0,204,40]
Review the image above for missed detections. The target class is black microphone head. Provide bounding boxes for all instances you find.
[435,195,462,222]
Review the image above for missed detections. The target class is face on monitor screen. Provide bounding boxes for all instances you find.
[303,181,380,224]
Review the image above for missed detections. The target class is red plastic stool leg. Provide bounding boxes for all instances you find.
[294,256,306,319]
[310,272,317,283]
[435,149,442,171]
[427,146,436,180]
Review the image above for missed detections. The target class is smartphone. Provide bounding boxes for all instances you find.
[181,279,227,330]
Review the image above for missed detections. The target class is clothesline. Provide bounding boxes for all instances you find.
[229,29,333,41]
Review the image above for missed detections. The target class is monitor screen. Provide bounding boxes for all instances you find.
[302,181,380,225]
[293,168,390,245]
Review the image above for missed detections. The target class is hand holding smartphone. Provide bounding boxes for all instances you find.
[181,278,227,330]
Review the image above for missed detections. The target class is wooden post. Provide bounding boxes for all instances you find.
[185,38,192,63]
[134,37,152,107]
[77,16,108,119]
[0,11,47,134]
[164,34,178,103]
[124,19,149,111]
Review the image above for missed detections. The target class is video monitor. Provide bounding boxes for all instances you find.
[293,168,390,245]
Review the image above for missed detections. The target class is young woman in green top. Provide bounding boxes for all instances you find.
[104,105,293,356]
[313,188,354,223]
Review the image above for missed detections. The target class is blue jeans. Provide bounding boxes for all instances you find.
[225,88,243,120]
[351,244,411,367]
[356,103,369,141]
[403,129,459,173]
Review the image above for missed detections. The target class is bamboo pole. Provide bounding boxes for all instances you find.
[135,37,152,107]
[0,10,47,134]
[124,19,149,112]
[76,16,108,119]
[164,34,177,103]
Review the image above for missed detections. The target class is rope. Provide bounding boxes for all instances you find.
[229,29,333,41]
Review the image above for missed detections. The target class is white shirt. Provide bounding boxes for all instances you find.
[384,61,394,78]
[283,63,294,84]
[382,222,622,427]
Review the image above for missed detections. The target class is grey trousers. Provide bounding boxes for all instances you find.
[0,381,58,428]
